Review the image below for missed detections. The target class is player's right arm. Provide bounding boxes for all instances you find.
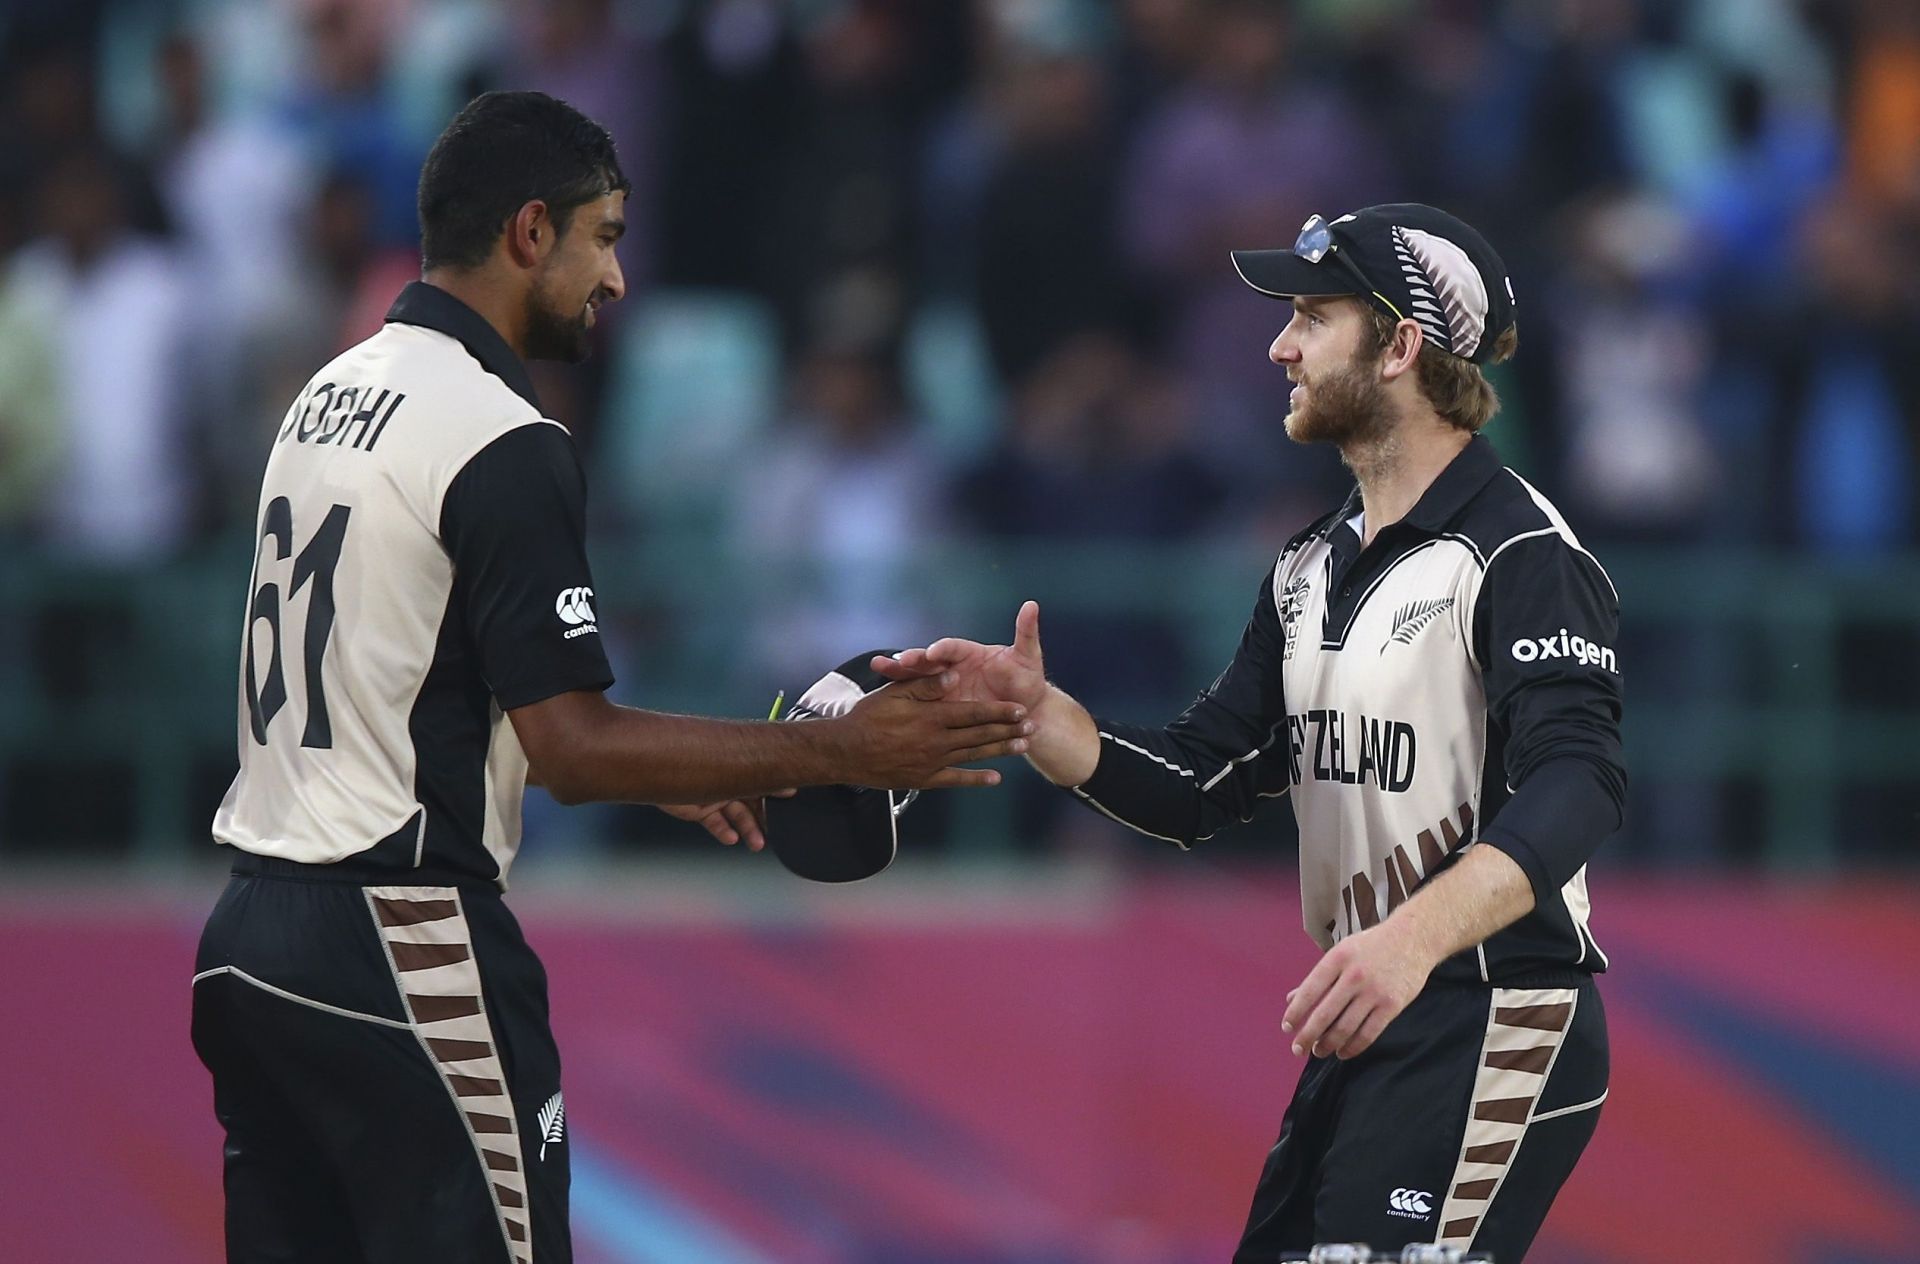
[508,679,1031,806]
[875,571,1292,848]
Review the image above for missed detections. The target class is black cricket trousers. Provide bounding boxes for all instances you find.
[192,854,570,1263]
[1235,974,1608,1263]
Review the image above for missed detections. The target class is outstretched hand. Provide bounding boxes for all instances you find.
[658,791,794,851]
[872,600,1050,711]
[834,669,1034,790]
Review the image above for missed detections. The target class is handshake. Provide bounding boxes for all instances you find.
[667,601,1097,881]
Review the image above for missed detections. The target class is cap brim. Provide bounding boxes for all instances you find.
[764,785,899,882]
[1230,249,1360,300]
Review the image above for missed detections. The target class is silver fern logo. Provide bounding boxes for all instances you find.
[1382,597,1454,652]
[1391,226,1489,359]
[538,1092,566,1161]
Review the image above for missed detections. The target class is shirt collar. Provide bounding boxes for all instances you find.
[1401,434,1504,531]
[1315,434,1504,553]
[384,281,542,411]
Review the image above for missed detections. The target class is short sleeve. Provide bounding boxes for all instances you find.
[440,423,614,710]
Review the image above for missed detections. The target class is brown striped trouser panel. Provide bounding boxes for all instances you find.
[1433,986,1579,1250]
[366,887,532,1264]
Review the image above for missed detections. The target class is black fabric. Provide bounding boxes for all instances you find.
[192,872,570,1264]
[765,650,906,882]
[231,848,496,892]
[405,588,498,878]
[1074,566,1293,846]
[1470,535,1625,908]
[765,785,898,882]
[440,423,614,711]
[1234,979,1608,1262]
[1231,203,1517,365]
[1401,435,1506,530]
[385,281,542,410]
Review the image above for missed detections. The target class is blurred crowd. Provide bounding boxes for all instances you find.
[2,0,1918,858]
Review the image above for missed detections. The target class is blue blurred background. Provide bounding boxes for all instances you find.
[0,1,1917,1261]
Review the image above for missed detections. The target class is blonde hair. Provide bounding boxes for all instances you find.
[1363,305,1517,432]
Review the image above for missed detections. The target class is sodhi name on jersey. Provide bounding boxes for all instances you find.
[1285,708,1417,793]
[276,382,409,451]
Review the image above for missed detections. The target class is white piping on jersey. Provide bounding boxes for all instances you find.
[1576,918,1609,970]
[1099,732,1197,779]
[1074,777,1286,852]
[1505,471,1619,600]
[1471,527,1567,653]
[1531,1089,1608,1123]
[1560,865,1608,969]
[1437,530,1488,566]
[1069,786,1193,850]
[428,414,576,527]
[190,966,416,1030]
[1321,538,1454,649]
[1201,720,1289,792]
[1467,516,1619,672]
[1481,526,1560,572]
[1469,705,1489,982]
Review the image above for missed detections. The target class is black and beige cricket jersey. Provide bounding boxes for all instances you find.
[1075,437,1625,984]
[212,283,613,885]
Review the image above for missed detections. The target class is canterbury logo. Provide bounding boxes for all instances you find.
[1388,1187,1433,1217]
[538,1091,566,1161]
[555,586,596,626]
[1383,597,1454,651]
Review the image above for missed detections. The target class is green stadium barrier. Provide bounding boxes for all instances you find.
[3,536,1915,864]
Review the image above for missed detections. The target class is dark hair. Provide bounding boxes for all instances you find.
[417,91,630,271]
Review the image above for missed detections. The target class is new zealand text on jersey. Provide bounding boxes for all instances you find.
[276,382,408,451]
[1286,709,1417,793]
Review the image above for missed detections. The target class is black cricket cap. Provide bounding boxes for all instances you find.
[1231,203,1517,364]
[763,651,916,883]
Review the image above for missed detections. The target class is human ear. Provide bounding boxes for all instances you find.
[505,201,555,267]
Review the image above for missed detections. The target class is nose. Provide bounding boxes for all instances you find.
[1269,323,1299,365]
[1270,308,1307,364]
[602,256,627,305]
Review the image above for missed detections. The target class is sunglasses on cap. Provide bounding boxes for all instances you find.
[1293,214,1407,322]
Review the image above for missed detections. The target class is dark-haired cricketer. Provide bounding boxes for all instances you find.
[192,91,1031,1263]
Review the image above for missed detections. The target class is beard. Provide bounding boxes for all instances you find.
[1284,354,1391,447]
[523,287,594,363]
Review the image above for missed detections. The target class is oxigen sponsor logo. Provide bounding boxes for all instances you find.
[1510,628,1616,673]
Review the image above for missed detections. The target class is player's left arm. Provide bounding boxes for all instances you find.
[1284,535,1625,1060]
[1283,844,1534,1059]
[1468,534,1626,902]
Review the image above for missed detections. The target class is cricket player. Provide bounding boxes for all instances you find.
[191,91,1033,1263]
[878,205,1623,1261]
